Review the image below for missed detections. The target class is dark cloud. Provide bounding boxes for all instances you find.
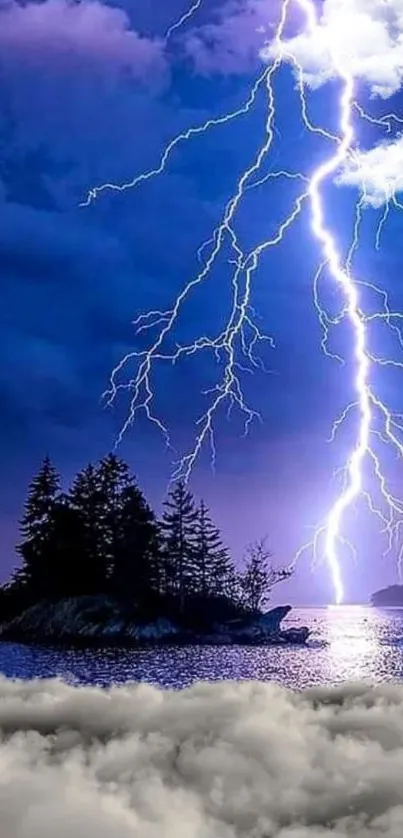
[0,0,168,85]
[184,0,278,75]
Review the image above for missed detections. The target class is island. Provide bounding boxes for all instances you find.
[0,455,309,648]
[371,585,403,607]
[0,597,309,647]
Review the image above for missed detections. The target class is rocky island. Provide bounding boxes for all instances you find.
[0,455,309,649]
[0,596,309,647]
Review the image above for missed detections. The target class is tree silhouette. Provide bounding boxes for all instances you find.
[15,457,61,597]
[97,454,133,577]
[68,463,108,593]
[111,483,160,607]
[6,456,294,629]
[44,498,87,596]
[240,537,291,612]
[193,500,235,599]
[160,481,197,612]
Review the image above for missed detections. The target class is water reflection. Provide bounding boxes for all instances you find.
[1,606,403,688]
[324,605,383,682]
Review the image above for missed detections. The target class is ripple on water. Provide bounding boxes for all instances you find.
[1,606,403,687]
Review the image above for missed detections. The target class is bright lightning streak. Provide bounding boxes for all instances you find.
[295,0,363,605]
[81,0,403,603]
[79,67,269,207]
[94,0,295,479]
[353,102,403,135]
[292,1,403,602]
[165,0,203,41]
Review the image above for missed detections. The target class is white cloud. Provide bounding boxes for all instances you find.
[336,136,403,206]
[3,678,403,836]
[261,0,403,207]
[264,0,403,99]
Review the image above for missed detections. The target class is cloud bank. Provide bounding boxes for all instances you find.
[3,678,403,836]
[0,0,167,83]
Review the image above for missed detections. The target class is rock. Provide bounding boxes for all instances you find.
[125,618,180,641]
[0,598,309,647]
[279,626,309,644]
[255,605,292,632]
[207,606,309,646]
[0,598,181,646]
[0,596,124,643]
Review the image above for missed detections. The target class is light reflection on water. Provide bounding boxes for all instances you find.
[1,606,403,688]
[321,605,391,683]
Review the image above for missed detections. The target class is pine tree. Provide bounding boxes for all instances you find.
[15,456,61,597]
[160,481,197,612]
[44,497,87,596]
[97,454,133,576]
[68,463,109,593]
[111,483,161,606]
[240,538,291,612]
[194,500,235,599]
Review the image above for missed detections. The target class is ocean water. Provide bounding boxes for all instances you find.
[1,605,403,688]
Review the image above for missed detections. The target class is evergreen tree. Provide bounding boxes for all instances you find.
[68,463,109,593]
[68,454,134,592]
[160,481,197,611]
[11,455,293,624]
[111,483,161,606]
[15,457,61,597]
[240,538,291,612]
[194,500,235,599]
[97,454,133,576]
[44,497,87,596]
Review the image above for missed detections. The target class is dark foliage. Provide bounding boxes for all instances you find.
[2,457,292,627]
[15,456,61,598]
[240,538,292,612]
[160,481,198,612]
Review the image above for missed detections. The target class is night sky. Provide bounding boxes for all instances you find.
[1,0,403,603]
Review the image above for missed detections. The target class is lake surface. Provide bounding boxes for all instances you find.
[1,606,403,688]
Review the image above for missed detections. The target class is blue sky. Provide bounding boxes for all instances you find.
[1,0,403,603]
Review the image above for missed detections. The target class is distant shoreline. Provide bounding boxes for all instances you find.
[371,585,403,607]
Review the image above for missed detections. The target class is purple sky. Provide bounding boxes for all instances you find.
[1,0,403,604]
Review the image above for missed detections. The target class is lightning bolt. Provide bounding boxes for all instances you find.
[353,101,403,135]
[81,0,403,603]
[165,0,203,42]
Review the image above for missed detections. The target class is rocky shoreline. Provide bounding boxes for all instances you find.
[0,597,310,648]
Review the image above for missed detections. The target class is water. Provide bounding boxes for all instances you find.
[1,606,403,688]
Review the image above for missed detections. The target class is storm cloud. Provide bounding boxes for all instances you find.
[0,0,167,84]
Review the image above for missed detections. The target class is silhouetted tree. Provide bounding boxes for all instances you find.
[97,454,133,576]
[68,463,109,593]
[15,457,61,597]
[44,498,87,596]
[160,481,197,611]
[8,455,294,628]
[111,483,161,606]
[194,500,235,598]
[240,537,291,612]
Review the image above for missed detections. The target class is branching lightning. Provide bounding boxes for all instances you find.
[81,0,403,602]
